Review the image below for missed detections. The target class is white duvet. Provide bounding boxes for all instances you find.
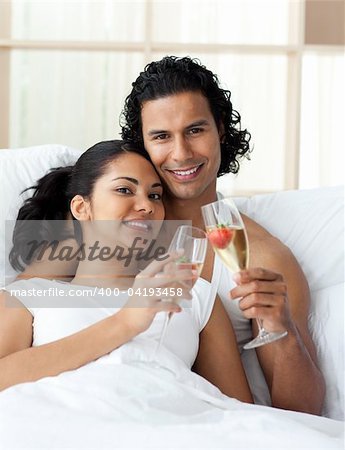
[0,339,343,450]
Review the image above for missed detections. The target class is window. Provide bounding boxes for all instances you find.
[1,0,343,194]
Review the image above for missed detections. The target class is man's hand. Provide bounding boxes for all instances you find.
[230,268,295,334]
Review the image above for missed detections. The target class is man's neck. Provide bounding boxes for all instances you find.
[164,183,218,229]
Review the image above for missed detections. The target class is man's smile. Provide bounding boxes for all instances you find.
[165,163,204,181]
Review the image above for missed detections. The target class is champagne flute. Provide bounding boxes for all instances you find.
[201,198,288,349]
[152,225,207,359]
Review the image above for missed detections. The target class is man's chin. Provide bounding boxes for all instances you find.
[165,183,205,202]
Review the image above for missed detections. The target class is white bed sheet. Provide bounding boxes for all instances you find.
[0,340,343,449]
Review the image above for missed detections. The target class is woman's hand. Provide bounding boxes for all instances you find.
[230,268,295,333]
[118,252,196,336]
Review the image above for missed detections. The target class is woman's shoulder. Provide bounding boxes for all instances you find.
[1,278,51,317]
[2,278,73,312]
[5,277,59,291]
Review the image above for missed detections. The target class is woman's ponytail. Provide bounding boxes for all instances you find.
[9,166,74,271]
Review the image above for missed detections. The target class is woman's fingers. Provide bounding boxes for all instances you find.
[157,301,182,314]
[138,251,183,277]
[137,271,195,290]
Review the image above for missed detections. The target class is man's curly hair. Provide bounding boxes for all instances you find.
[121,56,252,177]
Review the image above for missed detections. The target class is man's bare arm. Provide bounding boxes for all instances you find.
[193,297,253,404]
[232,233,325,415]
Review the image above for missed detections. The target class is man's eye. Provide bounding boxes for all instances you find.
[154,134,168,140]
[189,128,202,134]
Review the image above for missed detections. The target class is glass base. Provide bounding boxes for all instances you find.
[243,330,288,350]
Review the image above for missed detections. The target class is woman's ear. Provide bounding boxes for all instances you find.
[70,195,92,220]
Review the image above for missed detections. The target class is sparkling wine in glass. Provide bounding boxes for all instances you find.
[153,225,207,358]
[201,198,288,349]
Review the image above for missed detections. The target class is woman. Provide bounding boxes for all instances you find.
[0,140,252,405]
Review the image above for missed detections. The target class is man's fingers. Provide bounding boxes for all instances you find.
[238,293,287,310]
[241,305,289,332]
[230,280,287,300]
[233,268,284,284]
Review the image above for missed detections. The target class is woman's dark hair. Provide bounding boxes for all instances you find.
[121,55,252,177]
[9,140,151,271]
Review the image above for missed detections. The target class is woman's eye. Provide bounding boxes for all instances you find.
[116,187,132,194]
[149,193,162,200]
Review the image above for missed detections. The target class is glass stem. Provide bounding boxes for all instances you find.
[151,312,172,362]
[256,318,267,337]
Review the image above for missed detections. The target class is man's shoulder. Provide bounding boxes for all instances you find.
[242,214,274,243]
[242,214,294,267]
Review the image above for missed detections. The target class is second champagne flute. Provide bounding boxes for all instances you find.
[152,225,207,359]
[201,198,287,349]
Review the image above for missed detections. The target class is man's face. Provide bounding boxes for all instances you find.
[141,91,221,201]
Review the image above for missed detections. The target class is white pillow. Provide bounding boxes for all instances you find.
[0,144,82,287]
[235,186,344,420]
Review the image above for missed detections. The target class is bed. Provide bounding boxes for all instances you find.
[0,144,344,449]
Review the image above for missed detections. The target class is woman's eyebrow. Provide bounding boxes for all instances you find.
[112,178,162,189]
[112,176,138,184]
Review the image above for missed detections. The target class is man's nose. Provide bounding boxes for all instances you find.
[171,135,193,161]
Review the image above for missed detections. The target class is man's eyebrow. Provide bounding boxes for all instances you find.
[147,120,210,136]
[147,129,167,137]
[186,120,209,128]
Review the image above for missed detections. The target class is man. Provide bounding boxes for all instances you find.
[121,55,325,414]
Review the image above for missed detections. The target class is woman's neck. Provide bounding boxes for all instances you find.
[71,240,140,289]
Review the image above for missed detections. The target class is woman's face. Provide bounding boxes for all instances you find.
[75,152,164,250]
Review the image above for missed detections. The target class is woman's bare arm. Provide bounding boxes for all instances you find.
[0,255,189,391]
[0,290,140,391]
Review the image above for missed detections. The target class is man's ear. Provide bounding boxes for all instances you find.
[70,195,92,221]
[218,121,226,143]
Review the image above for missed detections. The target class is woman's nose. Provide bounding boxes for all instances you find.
[135,198,154,214]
